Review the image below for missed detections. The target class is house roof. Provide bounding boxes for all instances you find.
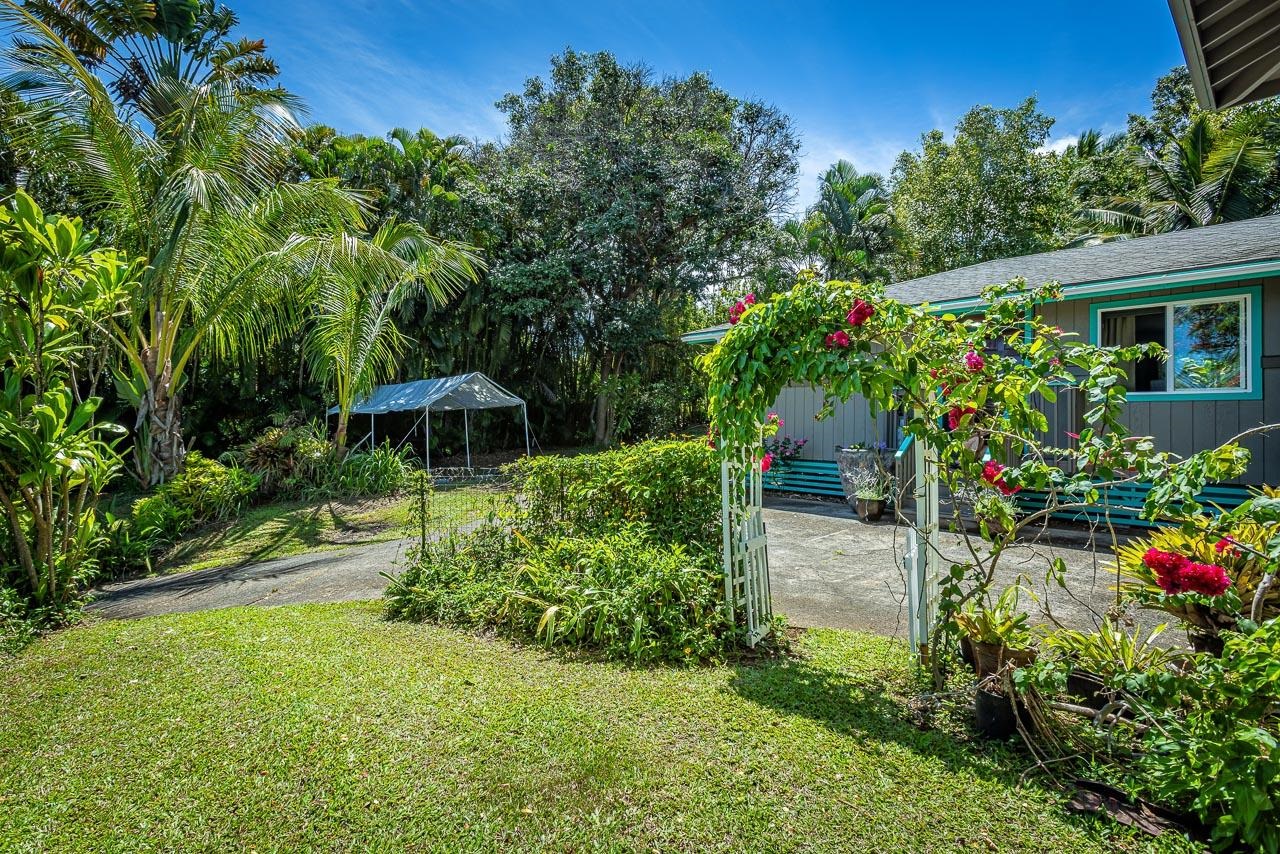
[680,216,1280,344]
[886,215,1280,307]
[1168,0,1280,110]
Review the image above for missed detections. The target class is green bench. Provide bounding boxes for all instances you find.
[763,459,845,497]
[1013,482,1253,528]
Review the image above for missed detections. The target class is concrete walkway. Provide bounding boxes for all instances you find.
[92,497,1128,635]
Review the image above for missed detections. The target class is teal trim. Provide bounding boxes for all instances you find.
[926,257,1280,313]
[1088,284,1263,401]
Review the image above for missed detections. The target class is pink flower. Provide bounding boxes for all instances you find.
[1214,537,1237,554]
[825,330,851,349]
[846,299,875,327]
[1065,431,1080,440]
[981,460,1019,496]
[947,406,977,430]
[1181,562,1232,597]
[767,412,783,427]
[964,350,985,373]
[761,452,774,473]
[728,293,756,325]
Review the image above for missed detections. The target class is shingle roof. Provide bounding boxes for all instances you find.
[886,215,1280,306]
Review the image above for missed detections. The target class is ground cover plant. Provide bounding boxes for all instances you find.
[385,439,734,663]
[0,602,1185,852]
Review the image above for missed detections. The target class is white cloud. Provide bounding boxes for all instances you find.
[794,132,907,212]
[1038,135,1080,155]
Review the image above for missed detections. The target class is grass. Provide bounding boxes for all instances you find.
[153,487,504,574]
[0,603,1192,852]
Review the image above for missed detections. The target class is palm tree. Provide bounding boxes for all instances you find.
[1079,114,1280,239]
[809,160,895,282]
[2,1,366,483]
[306,219,481,454]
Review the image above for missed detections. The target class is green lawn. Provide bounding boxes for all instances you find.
[154,487,503,574]
[0,604,1189,852]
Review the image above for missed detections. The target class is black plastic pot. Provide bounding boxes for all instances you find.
[974,688,1031,740]
[1066,670,1108,709]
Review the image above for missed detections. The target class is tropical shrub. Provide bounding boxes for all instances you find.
[128,452,259,547]
[386,523,731,664]
[1133,619,1280,852]
[0,192,135,613]
[237,423,334,497]
[0,586,38,655]
[509,439,719,546]
[327,444,413,497]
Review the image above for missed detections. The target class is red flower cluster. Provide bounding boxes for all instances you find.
[825,330,851,349]
[1142,548,1232,596]
[947,406,977,430]
[981,460,1020,496]
[847,299,874,327]
[729,293,756,325]
[1214,537,1237,554]
[964,350,985,373]
[761,452,774,473]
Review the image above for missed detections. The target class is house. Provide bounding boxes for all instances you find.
[683,216,1280,513]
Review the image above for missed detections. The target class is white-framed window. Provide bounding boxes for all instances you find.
[1095,292,1252,396]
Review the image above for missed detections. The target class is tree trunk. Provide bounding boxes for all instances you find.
[137,349,186,486]
[335,410,349,456]
[593,351,614,446]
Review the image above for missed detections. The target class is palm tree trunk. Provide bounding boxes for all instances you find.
[137,348,186,485]
[335,410,350,456]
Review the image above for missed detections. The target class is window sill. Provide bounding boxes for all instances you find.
[1124,389,1262,402]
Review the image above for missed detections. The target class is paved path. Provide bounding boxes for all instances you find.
[92,497,1129,635]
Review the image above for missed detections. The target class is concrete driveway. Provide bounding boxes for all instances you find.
[92,497,1131,636]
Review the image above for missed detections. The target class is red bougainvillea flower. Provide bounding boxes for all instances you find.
[728,293,757,324]
[947,406,977,430]
[981,460,1020,496]
[1181,562,1232,596]
[1214,537,1237,554]
[846,299,875,327]
[1064,431,1080,440]
[761,452,774,473]
[964,350,985,373]
[767,411,784,427]
[825,330,851,349]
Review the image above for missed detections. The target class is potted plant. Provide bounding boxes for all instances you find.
[953,585,1036,678]
[763,433,808,468]
[972,491,1019,537]
[1042,619,1177,710]
[842,466,894,522]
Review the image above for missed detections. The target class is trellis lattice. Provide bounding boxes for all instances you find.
[720,433,772,646]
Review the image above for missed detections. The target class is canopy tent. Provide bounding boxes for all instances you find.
[328,372,530,470]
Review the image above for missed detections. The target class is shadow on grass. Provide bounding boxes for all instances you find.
[728,652,1030,785]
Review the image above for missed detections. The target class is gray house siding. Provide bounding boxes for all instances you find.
[767,384,893,461]
[1035,275,1279,485]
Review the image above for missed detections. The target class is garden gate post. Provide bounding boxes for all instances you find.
[720,438,772,646]
[908,433,941,658]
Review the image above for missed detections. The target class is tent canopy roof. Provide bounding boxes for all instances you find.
[329,372,524,416]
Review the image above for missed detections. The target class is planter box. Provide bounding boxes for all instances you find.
[835,447,896,512]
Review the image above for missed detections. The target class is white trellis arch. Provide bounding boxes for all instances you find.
[718,413,942,654]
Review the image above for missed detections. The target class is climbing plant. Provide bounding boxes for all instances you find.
[701,274,1256,672]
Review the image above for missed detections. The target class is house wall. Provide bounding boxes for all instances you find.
[1037,275,1280,485]
[767,384,895,461]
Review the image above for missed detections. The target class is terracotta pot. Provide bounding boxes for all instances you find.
[855,497,886,522]
[971,640,1036,679]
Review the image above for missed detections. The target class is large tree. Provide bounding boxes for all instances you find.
[807,160,895,282]
[890,98,1068,279]
[495,49,798,443]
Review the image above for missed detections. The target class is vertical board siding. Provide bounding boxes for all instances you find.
[768,384,886,460]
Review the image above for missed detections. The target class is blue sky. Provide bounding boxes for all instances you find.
[234,1,1186,209]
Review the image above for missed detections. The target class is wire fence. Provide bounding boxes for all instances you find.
[406,468,514,551]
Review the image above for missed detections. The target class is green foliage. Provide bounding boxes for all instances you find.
[386,525,731,664]
[1134,620,1280,852]
[127,451,259,548]
[508,439,720,547]
[326,445,412,498]
[0,586,39,654]
[953,585,1033,649]
[0,191,134,611]
[236,423,334,497]
[890,97,1069,278]
[1041,619,1177,685]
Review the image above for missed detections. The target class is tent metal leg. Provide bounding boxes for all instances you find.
[522,403,531,457]
[370,413,375,447]
[463,409,471,469]
[424,407,431,473]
